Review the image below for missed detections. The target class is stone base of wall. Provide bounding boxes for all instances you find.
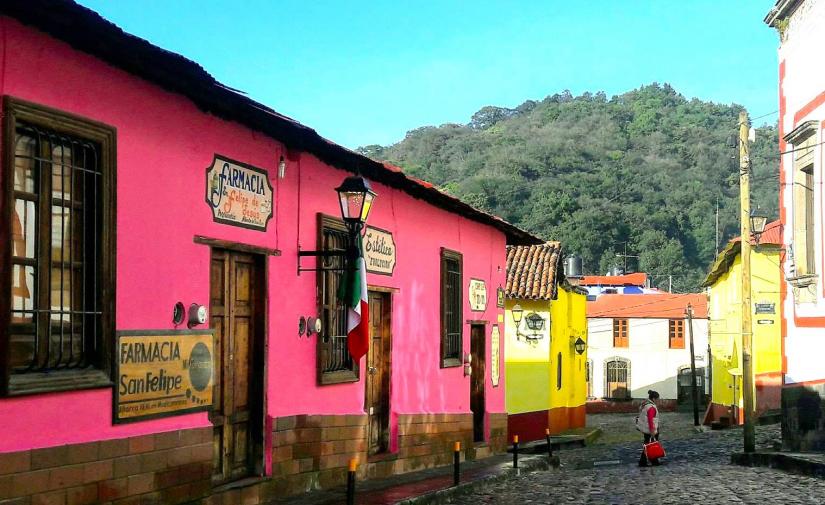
[782,382,825,452]
[0,413,507,505]
[265,412,506,498]
[0,428,212,505]
[507,406,586,443]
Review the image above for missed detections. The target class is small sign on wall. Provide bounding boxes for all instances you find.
[469,279,488,312]
[364,226,396,275]
[205,154,274,231]
[496,287,505,308]
[114,330,214,423]
[491,325,500,387]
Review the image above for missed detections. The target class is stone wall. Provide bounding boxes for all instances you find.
[0,413,508,505]
[0,428,212,505]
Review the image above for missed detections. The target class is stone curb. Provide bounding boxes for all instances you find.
[395,455,551,505]
[732,451,825,479]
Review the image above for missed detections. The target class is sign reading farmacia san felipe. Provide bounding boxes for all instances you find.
[206,155,273,231]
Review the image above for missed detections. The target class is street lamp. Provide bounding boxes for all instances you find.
[297,175,377,275]
[750,210,768,245]
[336,175,376,236]
[511,304,524,325]
[574,337,586,355]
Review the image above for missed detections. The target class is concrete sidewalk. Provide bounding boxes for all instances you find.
[273,453,551,505]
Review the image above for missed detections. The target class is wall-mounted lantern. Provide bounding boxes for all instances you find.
[574,337,587,355]
[750,210,768,246]
[297,175,377,275]
[511,304,545,344]
[336,175,376,236]
[525,312,546,332]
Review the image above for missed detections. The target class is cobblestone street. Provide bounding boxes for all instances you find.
[449,413,825,504]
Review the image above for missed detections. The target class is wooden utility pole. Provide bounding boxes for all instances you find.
[686,304,700,427]
[739,110,756,453]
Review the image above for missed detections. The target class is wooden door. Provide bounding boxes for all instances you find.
[470,324,486,442]
[210,249,265,484]
[366,291,391,455]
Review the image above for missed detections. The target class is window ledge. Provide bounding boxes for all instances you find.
[441,358,462,369]
[788,274,817,288]
[5,368,112,397]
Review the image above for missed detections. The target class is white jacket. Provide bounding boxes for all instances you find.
[635,401,659,434]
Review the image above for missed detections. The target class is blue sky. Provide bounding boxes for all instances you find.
[77,1,779,149]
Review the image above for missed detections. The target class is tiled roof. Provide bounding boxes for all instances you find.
[702,220,782,287]
[587,293,708,319]
[578,273,648,287]
[0,0,542,245]
[505,242,562,300]
[731,219,782,247]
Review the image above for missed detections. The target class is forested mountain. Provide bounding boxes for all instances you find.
[358,84,779,293]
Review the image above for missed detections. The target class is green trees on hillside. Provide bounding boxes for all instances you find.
[358,84,778,292]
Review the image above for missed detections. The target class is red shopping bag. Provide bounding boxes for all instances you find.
[644,441,665,460]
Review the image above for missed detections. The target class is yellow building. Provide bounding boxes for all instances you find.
[504,242,588,442]
[702,220,783,426]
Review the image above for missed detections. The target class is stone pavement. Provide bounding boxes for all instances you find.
[445,413,825,504]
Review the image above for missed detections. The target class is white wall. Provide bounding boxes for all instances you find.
[587,317,709,400]
[778,0,825,384]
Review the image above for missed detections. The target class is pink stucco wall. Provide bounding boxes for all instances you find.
[0,18,507,453]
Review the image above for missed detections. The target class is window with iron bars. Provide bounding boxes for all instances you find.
[3,98,115,396]
[440,248,463,368]
[316,215,358,384]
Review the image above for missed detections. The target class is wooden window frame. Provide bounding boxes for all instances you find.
[440,248,463,368]
[786,122,818,279]
[612,318,628,348]
[1,96,116,396]
[315,213,359,385]
[668,319,685,349]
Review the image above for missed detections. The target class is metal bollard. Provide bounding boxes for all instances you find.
[546,428,553,458]
[346,458,357,505]
[513,435,519,468]
[453,441,461,486]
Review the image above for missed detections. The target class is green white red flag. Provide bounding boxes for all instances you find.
[345,239,369,361]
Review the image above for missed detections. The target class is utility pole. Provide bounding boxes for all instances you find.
[686,304,700,427]
[739,110,756,453]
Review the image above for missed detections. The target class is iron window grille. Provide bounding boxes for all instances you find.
[440,248,463,368]
[605,358,630,399]
[316,214,358,384]
[3,98,115,396]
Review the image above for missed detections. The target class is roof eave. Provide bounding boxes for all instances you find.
[765,0,803,26]
[0,0,542,246]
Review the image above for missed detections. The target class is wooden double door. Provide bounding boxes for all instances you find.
[366,291,391,455]
[209,249,265,484]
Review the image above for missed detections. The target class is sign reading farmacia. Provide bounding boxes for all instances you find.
[206,155,273,231]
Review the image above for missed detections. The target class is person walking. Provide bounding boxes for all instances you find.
[637,390,661,467]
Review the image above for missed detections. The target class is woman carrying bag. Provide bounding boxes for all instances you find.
[636,390,665,466]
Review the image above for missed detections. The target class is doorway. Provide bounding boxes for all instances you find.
[470,324,486,443]
[209,249,266,484]
[366,290,391,455]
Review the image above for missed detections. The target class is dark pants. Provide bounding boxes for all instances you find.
[639,433,660,466]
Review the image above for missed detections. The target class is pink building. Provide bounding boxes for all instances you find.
[0,1,539,503]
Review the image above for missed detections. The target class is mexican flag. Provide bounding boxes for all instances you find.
[342,239,369,361]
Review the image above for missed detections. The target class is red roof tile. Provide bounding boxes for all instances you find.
[579,273,648,287]
[587,293,708,319]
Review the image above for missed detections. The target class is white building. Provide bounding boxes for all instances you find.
[586,294,709,406]
[765,0,825,451]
